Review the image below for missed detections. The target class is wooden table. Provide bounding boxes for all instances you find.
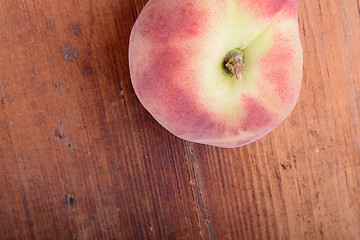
[1,0,359,239]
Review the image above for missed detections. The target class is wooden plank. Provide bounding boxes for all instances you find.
[0,0,359,239]
[0,0,202,238]
[189,0,360,239]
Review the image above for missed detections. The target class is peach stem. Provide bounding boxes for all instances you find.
[224,50,244,80]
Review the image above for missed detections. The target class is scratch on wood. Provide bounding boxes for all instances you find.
[45,17,56,31]
[0,78,5,106]
[185,142,215,240]
[325,62,330,78]
[32,0,36,12]
[318,2,323,16]
[183,144,202,237]
[22,0,34,43]
[168,136,183,200]
[302,23,306,36]
[21,185,36,238]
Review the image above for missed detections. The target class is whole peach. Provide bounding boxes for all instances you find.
[129,0,303,148]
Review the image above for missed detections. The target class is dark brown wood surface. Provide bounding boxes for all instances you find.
[1,0,359,239]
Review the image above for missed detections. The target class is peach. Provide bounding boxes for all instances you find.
[129,0,303,148]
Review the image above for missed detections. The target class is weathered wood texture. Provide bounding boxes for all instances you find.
[0,0,359,239]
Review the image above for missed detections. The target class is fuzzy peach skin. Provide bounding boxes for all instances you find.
[129,0,303,148]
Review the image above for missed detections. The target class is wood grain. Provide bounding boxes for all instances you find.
[0,0,359,239]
